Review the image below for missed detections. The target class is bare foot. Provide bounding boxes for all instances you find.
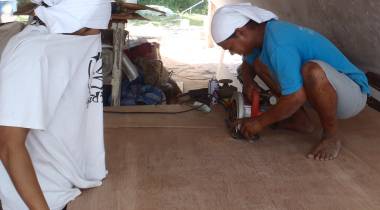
[307,136,342,161]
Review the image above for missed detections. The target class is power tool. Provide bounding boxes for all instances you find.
[225,88,277,142]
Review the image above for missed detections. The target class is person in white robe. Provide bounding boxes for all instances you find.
[0,1,111,209]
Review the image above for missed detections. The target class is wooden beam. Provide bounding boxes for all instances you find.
[207,0,216,48]
[110,22,126,106]
[13,3,37,16]
[366,72,380,91]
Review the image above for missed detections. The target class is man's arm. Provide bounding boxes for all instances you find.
[241,88,307,138]
[0,127,49,210]
[240,60,260,101]
[240,60,256,87]
[242,58,282,97]
[252,58,281,96]
[259,87,307,127]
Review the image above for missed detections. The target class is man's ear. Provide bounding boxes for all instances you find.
[235,27,246,41]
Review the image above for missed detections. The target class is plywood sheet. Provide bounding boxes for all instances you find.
[104,105,225,129]
[69,106,380,210]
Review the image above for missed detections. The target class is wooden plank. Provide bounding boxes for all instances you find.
[111,13,149,21]
[110,22,126,106]
[367,72,380,91]
[104,104,211,114]
[207,0,216,48]
[103,105,225,129]
[367,97,380,112]
[115,2,166,15]
[13,3,37,16]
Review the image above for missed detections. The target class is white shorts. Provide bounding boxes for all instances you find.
[311,60,367,119]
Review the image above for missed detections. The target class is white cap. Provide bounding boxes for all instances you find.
[31,0,111,34]
[211,3,278,44]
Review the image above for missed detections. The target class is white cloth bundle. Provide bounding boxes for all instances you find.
[211,3,278,44]
[31,0,111,33]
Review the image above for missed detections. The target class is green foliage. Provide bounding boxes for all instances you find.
[138,0,208,14]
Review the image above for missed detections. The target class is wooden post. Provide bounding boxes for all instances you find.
[111,22,126,106]
[207,0,216,48]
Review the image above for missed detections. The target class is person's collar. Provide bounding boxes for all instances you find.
[41,1,50,7]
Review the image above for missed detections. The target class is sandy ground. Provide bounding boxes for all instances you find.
[128,21,243,93]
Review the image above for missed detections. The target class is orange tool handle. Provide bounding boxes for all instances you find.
[251,88,262,118]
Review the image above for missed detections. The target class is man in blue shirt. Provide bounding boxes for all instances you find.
[211,4,369,161]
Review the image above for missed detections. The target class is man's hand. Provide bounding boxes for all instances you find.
[240,118,264,139]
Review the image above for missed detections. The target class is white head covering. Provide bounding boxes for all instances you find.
[211,3,278,44]
[31,0,111,34]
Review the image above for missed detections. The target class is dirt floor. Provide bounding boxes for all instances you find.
[68,105,380,210]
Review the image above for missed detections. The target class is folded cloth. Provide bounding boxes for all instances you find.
[211,3,278,44]
[31,0,111,33]
[0,24,107,210]
[119,78,166,106]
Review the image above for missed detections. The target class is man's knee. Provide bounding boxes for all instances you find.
[301,62,327,84]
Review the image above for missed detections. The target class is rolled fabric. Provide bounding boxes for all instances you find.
[211,3,278,44]
[31,0,111,33]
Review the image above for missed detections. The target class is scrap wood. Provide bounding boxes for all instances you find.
[14,2,166,17]
[104,105,196,114]
[111,13,149,22]
[366,72,380,91]
[13,3,38,16]
[113,2,166,16]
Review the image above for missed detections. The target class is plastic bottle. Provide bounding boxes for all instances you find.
[208,76,219,105]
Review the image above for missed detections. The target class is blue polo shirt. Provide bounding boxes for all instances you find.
[244,20,370,96]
